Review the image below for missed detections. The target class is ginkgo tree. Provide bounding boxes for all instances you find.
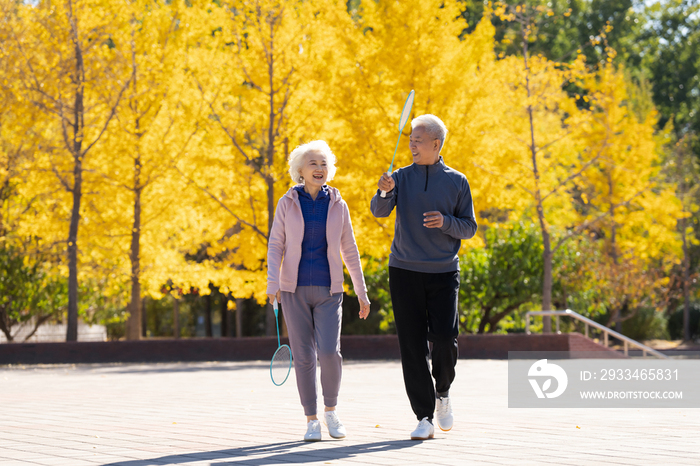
[0,0,691,341]
[0,0,60,341]
[180,0,340,334]
[322,0,505,255]
[11,0,131,340]
[575,63,683,331]
[92,0,202,340]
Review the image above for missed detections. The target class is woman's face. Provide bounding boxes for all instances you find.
[299,151,328,188]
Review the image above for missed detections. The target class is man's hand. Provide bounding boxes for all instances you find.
[423,211,444,228]
[378,173,395,193]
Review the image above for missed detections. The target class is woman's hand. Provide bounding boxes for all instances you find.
[267,291,281,305]
[359,300,370,320]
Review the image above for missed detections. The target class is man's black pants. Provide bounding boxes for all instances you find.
[389,266,459,421]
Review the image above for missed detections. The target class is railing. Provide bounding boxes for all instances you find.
[525,309,668,359]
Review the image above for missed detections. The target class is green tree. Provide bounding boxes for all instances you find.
[460,0,646,66]
[459,223,543,333]
[0,245,66,341]
[641,0,700,151]
[662,135,700,340]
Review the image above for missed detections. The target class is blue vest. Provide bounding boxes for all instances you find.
[295,185,331,287]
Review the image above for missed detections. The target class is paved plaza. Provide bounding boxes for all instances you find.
[1,359,698,466]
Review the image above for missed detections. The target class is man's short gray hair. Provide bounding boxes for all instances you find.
[411,114,448,151]
[287,140,337,184]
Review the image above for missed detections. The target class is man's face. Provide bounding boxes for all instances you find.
[409,125,440,166]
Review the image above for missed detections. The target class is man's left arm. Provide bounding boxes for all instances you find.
[439,178,477,240]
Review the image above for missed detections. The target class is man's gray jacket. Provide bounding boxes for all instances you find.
[370,156,477,273]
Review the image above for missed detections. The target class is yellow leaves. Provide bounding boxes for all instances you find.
[0,0,689,315]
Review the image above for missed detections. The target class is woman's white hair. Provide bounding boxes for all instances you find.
[287,140,337,184]
[411,114,448,151]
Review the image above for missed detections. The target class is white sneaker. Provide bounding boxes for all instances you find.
[436,396,453,431]
[304,420,321,442]
[324,410,347,439]
[410,417,434,440]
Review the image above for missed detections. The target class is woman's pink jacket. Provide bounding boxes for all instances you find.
[266,185,370,306]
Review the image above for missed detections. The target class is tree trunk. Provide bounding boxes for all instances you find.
[541,234,553,333]
[66,174,82,342]
[681,216,691,341]
[125,27,143,341]
[126,158,142,340]
[141,296,148,338]
[173,296,180,339]
[205,292,213,337]
[235,297,243,338]
[265,36,276,337]
[530,107,553,333]
[226,293,234,338]
[477,308,491,334]
[608,176,623,333]
[280,138,289,339]
[0,308,14,342]
[66,30,85,342]
[220,292,228,337]
[522,31,552,333]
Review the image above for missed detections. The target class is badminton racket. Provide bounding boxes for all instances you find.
[270,298,292,386]
[381,89,415,197]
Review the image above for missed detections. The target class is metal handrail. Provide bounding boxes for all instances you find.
[525,309,668,359]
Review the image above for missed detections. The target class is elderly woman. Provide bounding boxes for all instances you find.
[266,140,371,442]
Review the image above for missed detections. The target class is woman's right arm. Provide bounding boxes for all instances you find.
[266,199,287,303]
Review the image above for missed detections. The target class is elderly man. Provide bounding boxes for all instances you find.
[370,114,477,440]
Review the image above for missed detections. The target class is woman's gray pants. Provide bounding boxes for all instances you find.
[280,286,343,416]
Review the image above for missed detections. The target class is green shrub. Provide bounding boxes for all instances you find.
[621,307,670,341]
[667,304,700,340]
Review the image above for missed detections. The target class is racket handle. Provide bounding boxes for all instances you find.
[380,190,387,198]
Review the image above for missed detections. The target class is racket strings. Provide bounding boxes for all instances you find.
[271,345,292,385]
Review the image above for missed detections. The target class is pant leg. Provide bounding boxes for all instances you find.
[280,288,318,416]
[310,287,344,409]
[425,271,460,396]
[389,266,435,421]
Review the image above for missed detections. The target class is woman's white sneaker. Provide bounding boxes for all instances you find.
[324,410,347,439]
[436,396,453,431]
[304,420,322,442]
[410,417,434,440]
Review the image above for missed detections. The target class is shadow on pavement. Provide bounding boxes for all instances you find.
[0,362,273,373]
[100,363,271,375]
[100,439,421,465]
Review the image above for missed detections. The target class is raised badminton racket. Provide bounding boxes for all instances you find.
[270,298,292,386]
[381,89,415,197]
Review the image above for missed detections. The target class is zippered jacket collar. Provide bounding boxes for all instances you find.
[410,155,445,174]
[283,184,342,204]
[411,156,445,192]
